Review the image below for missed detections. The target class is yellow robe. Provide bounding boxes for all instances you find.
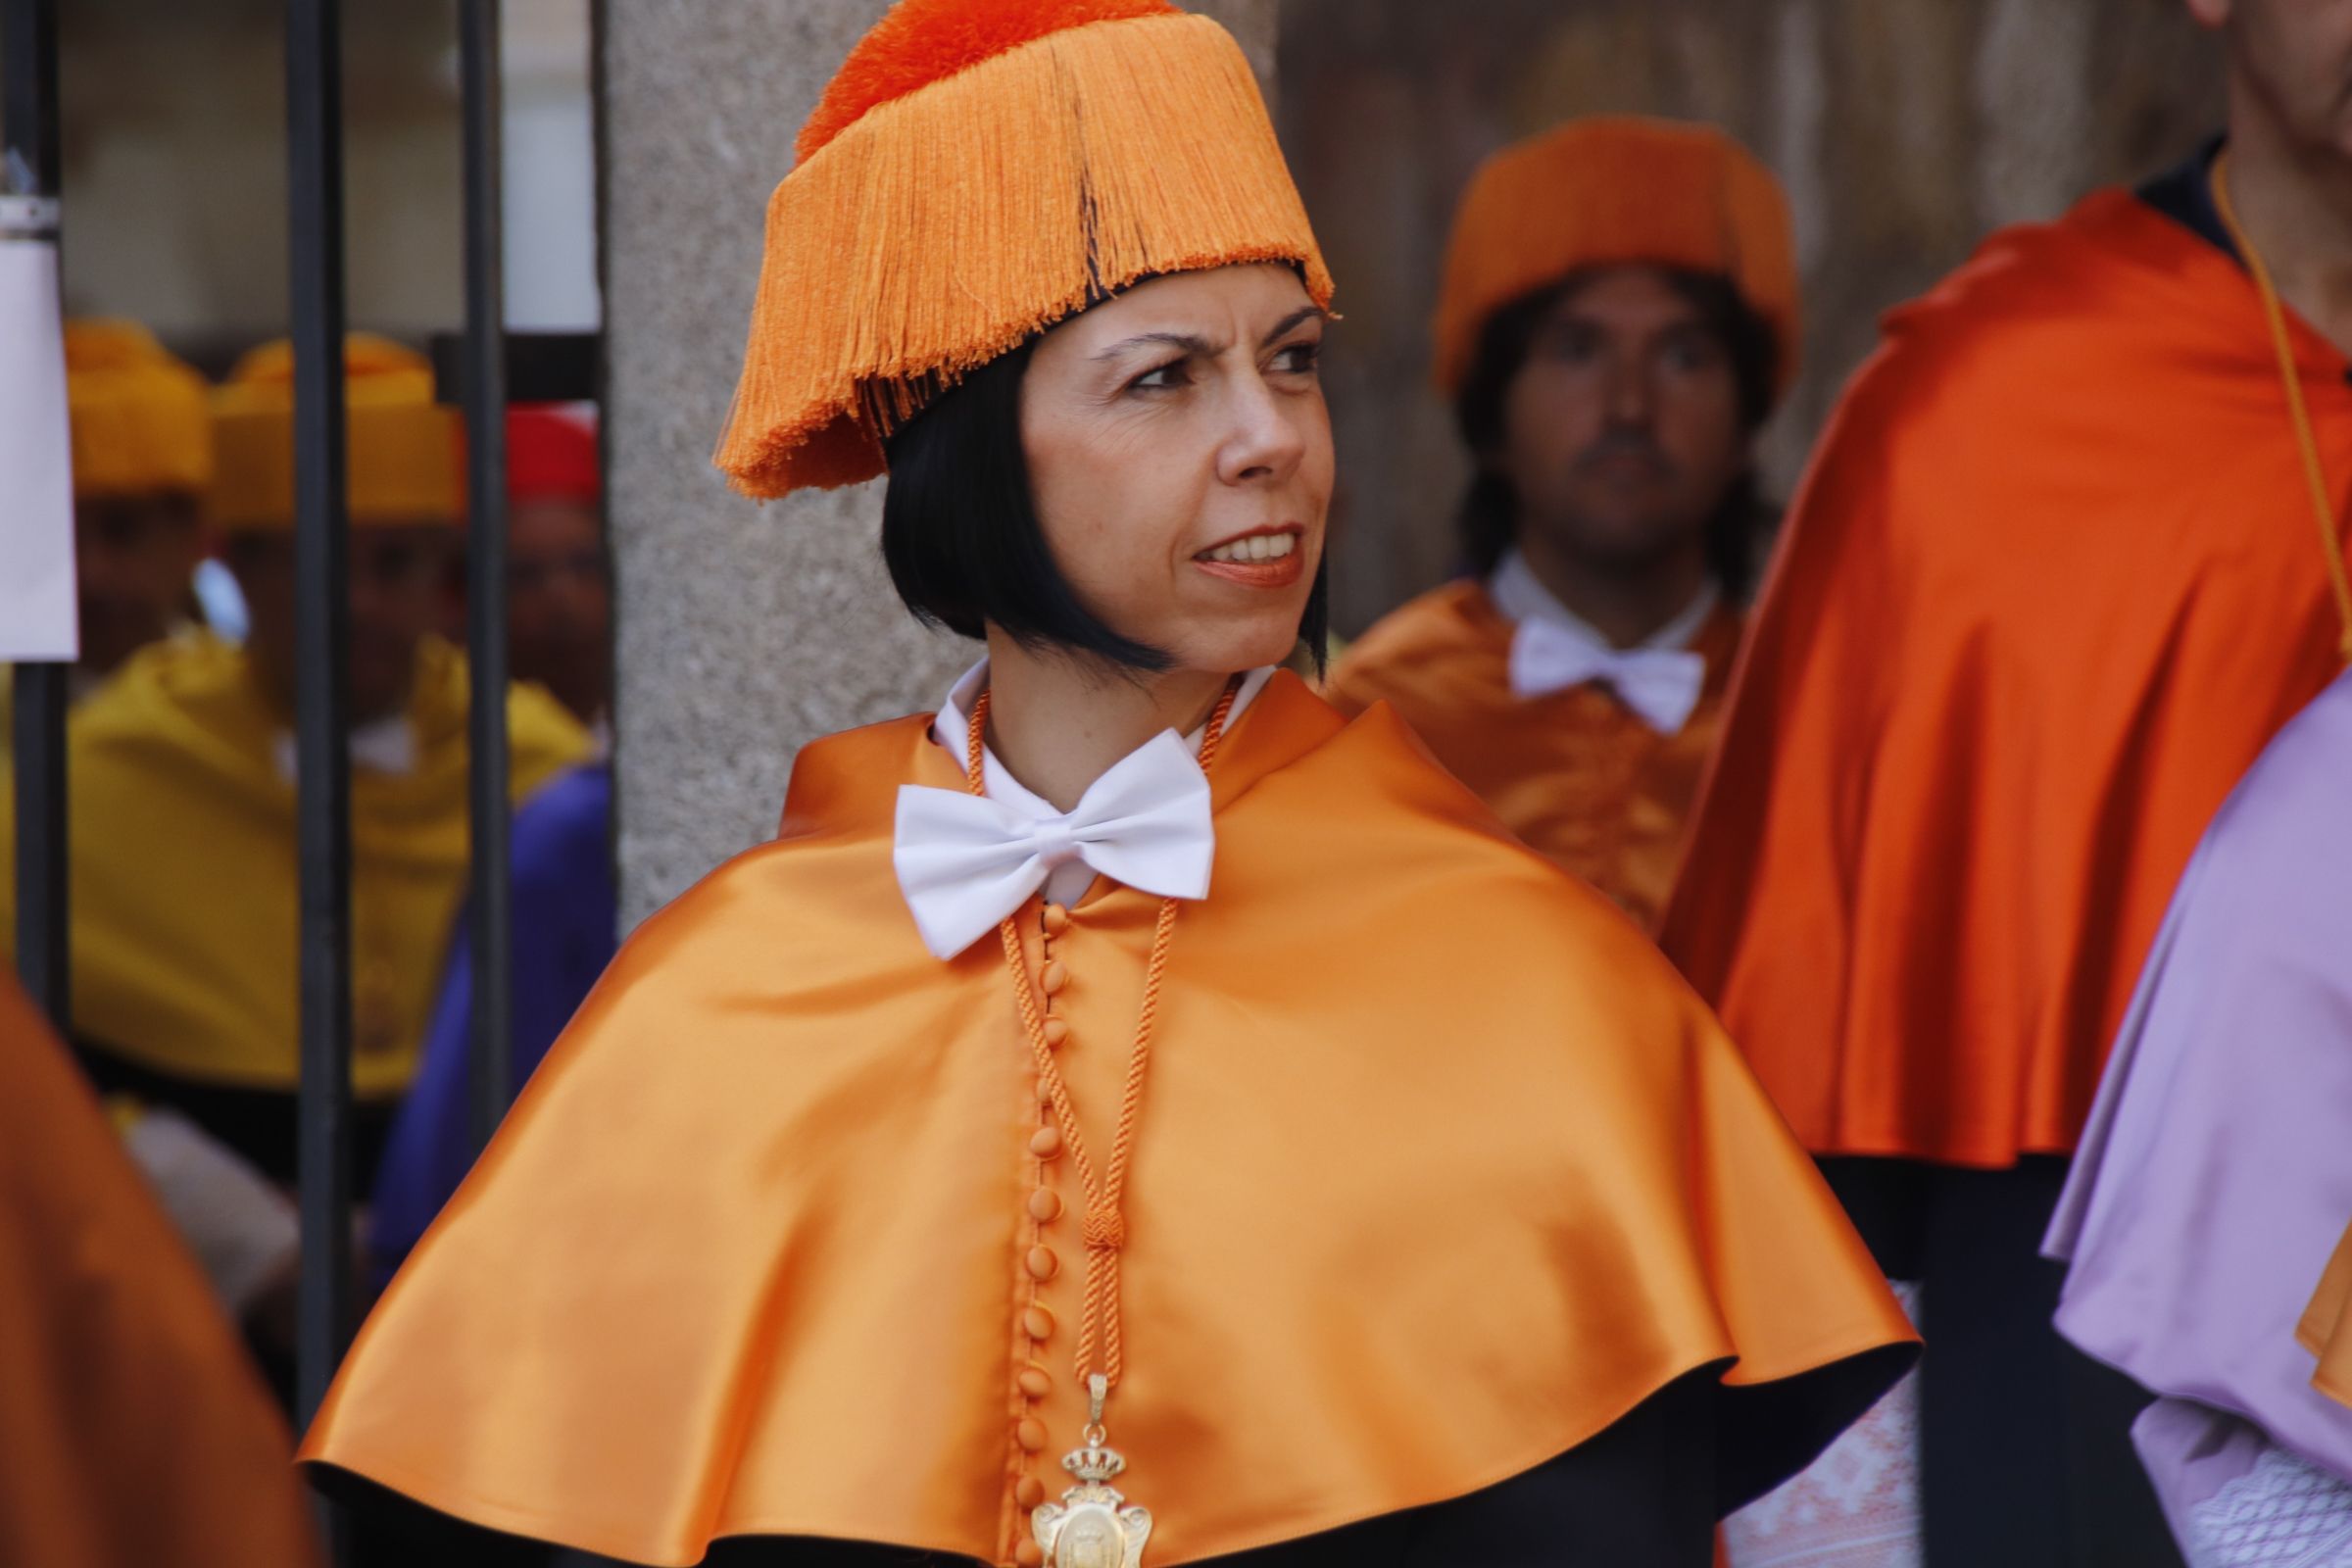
[303,672,1913,1566]
[0,630,587,1102]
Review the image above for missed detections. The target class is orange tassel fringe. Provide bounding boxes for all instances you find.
[713,13,1333,499]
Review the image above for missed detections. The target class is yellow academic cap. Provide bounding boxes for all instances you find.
[66,318,214,500]
[210,334,462,532]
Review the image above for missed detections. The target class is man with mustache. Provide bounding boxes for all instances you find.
[60,319,215,692]
[1327,117,1788,930]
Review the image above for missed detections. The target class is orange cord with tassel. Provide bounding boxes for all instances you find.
[966,677,1240,1396]
[2212,149,2352,663]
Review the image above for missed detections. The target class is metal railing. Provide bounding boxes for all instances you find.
[10,1,559,1556]
[8,0,69,1031]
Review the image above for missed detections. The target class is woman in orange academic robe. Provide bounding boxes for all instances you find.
[300,4,1915,1565]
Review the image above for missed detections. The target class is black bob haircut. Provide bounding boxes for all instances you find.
[880,331,1332,676]
[1453,266,1780,602]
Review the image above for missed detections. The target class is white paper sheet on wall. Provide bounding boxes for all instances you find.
[0,234,78,662]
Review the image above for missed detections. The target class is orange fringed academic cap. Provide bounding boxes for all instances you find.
[65,318,213,499]
[711,0,1334,497]
[210,334,462,530]
[1430,116,1798,399]
[0,974,321,1568]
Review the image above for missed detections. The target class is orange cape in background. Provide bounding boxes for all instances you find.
[1328,581,1740,929]
[2305,1225,2352,1409]
[1659,189,2352,1168]
[0,975,320,1568]
[303,674,1912,1566]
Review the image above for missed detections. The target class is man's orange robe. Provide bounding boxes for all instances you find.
[1659,188,2352,1168]
[1328,581,1740,929]
[0,975,320,1568]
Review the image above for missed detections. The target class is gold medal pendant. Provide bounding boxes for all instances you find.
[1032,1377,1153,1567]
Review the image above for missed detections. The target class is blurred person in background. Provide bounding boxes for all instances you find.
[503,406,612,733]
[368,407,616,1284]
[0,334,587,1378]
[61,318,215,694]
[1326,118,1786,931]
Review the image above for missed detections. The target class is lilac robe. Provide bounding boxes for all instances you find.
[2047,670,2352,1562]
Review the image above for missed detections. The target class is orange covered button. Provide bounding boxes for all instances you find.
[1024,1304,1055,1341]
[1016,1476,1048,1510]
[1019,1365,1053,1398]
[1042,1018,1070,1049]
[1043,904,1070,936]
[1028,1188,1063,1223]
[1015,1539,1046,1567]
[1030,1126,1062,1158]
[1040,961,1068,996]
[1026,1246,1060,1281]
[1016,1418,1049,1453]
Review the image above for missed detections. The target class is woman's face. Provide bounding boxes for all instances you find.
[1020,263,1332,675]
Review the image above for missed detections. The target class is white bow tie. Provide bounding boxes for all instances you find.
[1508,617,1707,734]
[894,729,1215,959]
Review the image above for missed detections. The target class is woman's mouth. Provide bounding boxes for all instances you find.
[1194,528,1306,588]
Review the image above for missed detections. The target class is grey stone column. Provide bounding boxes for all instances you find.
[602,0,1281,929]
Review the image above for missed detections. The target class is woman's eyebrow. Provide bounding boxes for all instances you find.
[1259,305,1330,346]
[1093,330,1216,363]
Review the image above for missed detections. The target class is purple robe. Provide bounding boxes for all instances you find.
[2047,669,2352,1558]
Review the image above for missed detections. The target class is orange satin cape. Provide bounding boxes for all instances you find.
[1327,580,1740,929]
[0,975,320,1568]
[302,673,1914,1566]
[2305,1224,2352,1409]
[1659,189,2352,1168]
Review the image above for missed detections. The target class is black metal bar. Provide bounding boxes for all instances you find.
[459,0,514,1152]
[7,0,69,1029]
[285,0,354,1496]
[11,669,69,1023]
[428,329,600,406]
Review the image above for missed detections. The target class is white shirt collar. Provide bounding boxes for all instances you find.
[1488,547,1718,654]
[270,713,419,784]
[925,661,1274,909]
[932,661,1274,814]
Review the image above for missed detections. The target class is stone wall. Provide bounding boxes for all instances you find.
[1276,0,2225,634]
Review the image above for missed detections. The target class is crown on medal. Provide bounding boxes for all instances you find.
[1062,1439,1128,1485]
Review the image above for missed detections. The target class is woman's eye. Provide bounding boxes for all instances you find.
[1272,341,1322,375]
[1130,360,1190,392]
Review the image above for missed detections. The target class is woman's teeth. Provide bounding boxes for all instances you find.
[1200,533,1298,564]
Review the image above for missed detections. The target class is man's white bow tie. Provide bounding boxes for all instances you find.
[894,729,1215,959]
[1508,617,1707,735]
